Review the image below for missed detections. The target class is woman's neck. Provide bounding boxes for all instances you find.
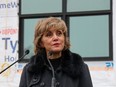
[47,51,61,59]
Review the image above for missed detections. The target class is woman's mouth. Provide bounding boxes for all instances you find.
[53,43,60,47]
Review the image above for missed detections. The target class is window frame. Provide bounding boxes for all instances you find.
[19,0,113,62]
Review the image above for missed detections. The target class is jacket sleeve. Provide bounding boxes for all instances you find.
[79,63,93,87]
[19,65,28,87]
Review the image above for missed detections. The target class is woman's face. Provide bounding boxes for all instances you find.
[41,27,65,54]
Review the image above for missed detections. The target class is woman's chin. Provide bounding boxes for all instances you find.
[52,49,62,53]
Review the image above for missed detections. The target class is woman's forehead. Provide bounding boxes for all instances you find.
[45,27,63,33]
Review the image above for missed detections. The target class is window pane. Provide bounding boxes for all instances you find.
[21,0,62,14]
[67,0,110,12]
[70,15,109,58]
[24,18,39,59]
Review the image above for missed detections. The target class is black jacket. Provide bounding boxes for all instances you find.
[19,49,93,87]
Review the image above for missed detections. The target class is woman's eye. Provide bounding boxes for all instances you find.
[45,32,52,37]
[57,31,63,36]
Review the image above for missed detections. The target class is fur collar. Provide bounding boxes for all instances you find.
[27,49,84,78]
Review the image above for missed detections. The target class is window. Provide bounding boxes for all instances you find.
[19,0,112,62]
[70,15,109,59]
[21,0,62,14]
[67,0,110,12]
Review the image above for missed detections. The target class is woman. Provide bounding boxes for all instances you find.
[19,17,93,87]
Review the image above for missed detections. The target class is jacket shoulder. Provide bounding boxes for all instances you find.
[71,52,84,64]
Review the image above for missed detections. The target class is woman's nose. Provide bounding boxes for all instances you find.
[52,33,58,40]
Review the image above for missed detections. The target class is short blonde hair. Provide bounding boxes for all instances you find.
[34,17,70,54]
